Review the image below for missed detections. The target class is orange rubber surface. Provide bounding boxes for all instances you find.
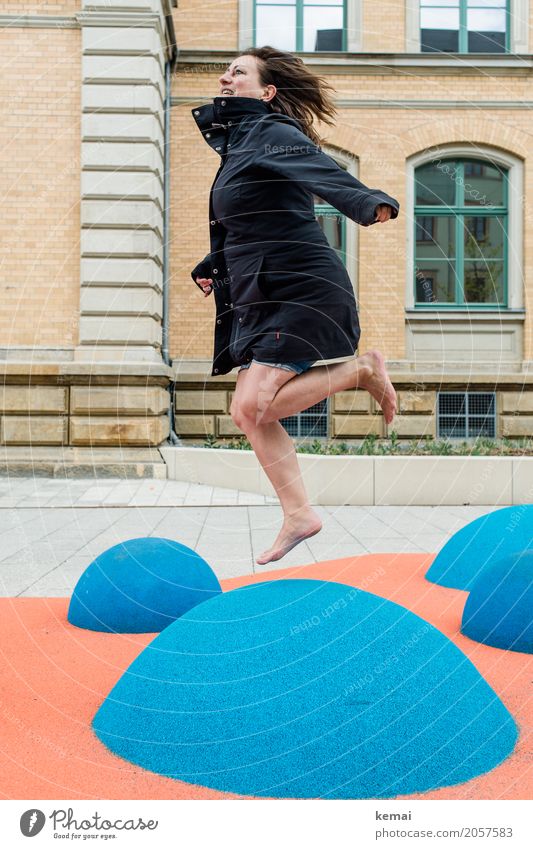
[1,553,531,800]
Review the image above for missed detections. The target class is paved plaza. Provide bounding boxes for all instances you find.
[0,476,498,596]
[0,470,495,596]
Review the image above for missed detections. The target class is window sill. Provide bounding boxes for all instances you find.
[406,310,525,322]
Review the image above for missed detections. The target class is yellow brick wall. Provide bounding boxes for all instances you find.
[0,26,81,348]
[172,0,239,51]
[0,1,81,12]
[364,0,406,53]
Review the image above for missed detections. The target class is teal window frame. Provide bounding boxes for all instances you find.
[420,0,511,54]
[314,202,347,265]
[414,158,509,310]
[253,0,348,52]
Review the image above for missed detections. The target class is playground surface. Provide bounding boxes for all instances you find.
[0,476,531,800]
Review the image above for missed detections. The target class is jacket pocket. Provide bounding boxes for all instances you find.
[229,252,270,307]
[229,301,279,363]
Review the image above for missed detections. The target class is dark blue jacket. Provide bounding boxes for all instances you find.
[191,96,400,376]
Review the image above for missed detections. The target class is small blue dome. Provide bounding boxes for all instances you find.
[462,549,533,653]
[68,537,221,633]
[425,505,533,590]
[93,579,517,798]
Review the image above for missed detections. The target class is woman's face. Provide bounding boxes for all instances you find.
[219,55,276,102]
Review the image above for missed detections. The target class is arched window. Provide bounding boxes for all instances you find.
[413,157,509,307]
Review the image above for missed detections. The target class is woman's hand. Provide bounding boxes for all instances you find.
[374,204,393,223]
[196,277,213,297]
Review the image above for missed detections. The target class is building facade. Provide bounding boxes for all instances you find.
[1,1,532,464]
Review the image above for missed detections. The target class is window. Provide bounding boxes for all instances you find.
[414,157,508,307]
[437,392,496,437]
[420,0,510,54]
[254,0,347,52]
[313,192,346,264]
[281,398,329,437]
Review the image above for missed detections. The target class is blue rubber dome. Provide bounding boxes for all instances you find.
[462,549,533,653]
[425,505,533,590]
[68,537,221,633]
[92,579,517,798]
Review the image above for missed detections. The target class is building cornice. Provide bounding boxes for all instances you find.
[172,95,533,110]
[176,50,533,76]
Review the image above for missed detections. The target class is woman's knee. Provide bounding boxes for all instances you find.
[230,397,258,430]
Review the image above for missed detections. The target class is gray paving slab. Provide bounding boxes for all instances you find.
[0,474,502,596]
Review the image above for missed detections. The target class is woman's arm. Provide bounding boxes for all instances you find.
[254,116,400,227]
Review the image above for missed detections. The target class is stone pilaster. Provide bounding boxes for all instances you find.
[76,0,176,363]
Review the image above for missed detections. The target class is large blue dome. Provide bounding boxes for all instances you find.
[93,579,517,798]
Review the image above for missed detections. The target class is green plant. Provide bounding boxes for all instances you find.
[198,434,533,456]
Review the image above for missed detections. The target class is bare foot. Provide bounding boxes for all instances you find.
[356,349,397,424]
[256,506,323,565]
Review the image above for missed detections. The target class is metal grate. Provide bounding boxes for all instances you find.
[281,398,329,439]
[437,392,496,439]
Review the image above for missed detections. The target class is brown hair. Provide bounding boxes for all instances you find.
[239,45,337,146]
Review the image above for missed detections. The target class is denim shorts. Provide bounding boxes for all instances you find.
[238,358,315,375]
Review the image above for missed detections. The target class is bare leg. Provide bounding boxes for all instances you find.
[231,365,322,565]
[258,350,397,425]
[243,419,322,564]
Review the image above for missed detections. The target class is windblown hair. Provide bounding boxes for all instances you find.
[239,46,337,146]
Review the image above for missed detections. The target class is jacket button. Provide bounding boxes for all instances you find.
[206,132,211,138]
[216,318,222,324]
[214,368,219,373]
[210,220,216,225]
[215,146,221,151]
[227,143,231,148]
[194,110,200,115]
[238,317,243,323]
[220,100,226,106]
[228,120,232,126]
[213,268,218,274]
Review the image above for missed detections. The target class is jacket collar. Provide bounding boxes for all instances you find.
[191,96,275,154]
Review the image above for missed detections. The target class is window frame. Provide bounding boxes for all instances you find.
[280,397,330,439]
[251,0,349,52]
[413,158,509,309]
[437,390,497,439]
[406,145,523,313]
[419,0,511,55]
[405,0,528,54]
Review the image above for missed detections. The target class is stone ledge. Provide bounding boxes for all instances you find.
[0,446,167,479]
[0,362,172,383]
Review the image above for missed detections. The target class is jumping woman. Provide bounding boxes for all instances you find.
[191,47,400,567]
